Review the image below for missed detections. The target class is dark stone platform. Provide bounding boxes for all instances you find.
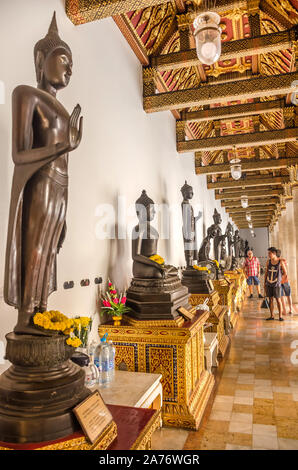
[0,333,90,444]
[181,267,214,294]
[126,276,190,320]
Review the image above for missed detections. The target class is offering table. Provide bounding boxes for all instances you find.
[0,405,160,451]
[99,310,214,430]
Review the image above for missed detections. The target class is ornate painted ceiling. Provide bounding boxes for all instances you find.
[66,0,298,229]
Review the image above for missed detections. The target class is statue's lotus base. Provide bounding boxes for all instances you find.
[181,267,213,294]
[126,276,189,320]
[0,333,90,444]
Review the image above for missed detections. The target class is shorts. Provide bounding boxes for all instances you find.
[281,282,291,297]
[247,276,260,286]
[266,284,281,299]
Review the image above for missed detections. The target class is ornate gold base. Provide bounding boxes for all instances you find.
[99,311,214,430]
[226,271,246,305]
[188,291,230,358]
[0,421,118,450]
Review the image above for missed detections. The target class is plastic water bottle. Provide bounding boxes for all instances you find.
[94,342,103,385]
[101,339,110,387]
[108,340,116,381]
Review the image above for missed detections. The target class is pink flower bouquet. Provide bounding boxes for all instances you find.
[100,280,130,317]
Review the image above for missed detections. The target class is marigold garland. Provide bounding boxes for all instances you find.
[33,311,87,348]
[150,254,165,265]
[193,265,211,274]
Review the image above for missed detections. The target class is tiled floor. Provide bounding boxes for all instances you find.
[152,296,298,450]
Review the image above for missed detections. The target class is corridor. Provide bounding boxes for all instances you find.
[153,298,298,450]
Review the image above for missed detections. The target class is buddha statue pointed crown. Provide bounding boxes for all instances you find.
[180,180,193,196]
[135,190,154,209]
[34,12,71,66]
[213,208,221,223]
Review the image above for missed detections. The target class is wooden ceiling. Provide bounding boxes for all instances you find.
[66,0,298,230]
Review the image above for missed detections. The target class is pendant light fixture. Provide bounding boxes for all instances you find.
[230,146,242,180]
[193,0,222,66]
[241,195,248,209]
[246,212,252,222]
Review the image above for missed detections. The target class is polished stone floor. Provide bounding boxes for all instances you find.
[152,296,298,450]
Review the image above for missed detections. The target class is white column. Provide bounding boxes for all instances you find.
[292,186,298,303]
[285,199,297,303]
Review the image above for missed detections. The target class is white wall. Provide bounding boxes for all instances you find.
[0,0,232,366]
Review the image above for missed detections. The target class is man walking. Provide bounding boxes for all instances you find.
[276,249,293,316]
[264,247,287,321]
[243,249,263,299]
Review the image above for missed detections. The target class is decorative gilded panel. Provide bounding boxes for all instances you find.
[146,344,177,402]
[114,343,138,371]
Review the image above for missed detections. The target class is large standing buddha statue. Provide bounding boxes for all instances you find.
[4,13,83,336]
[0,13,88,445]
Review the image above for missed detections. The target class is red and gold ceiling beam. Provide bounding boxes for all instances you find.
[151,27,298,72]
[215,187,283,200]
[195,156,298,175]
[207,175,290,190]
[65,0,171,25]
[179,127,298,153]
[179,99,285,125]
[143,71,298,113]
[221,197,279,208]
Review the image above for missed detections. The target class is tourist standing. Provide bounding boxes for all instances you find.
[276,249,294,315]
[264,247,287,321]
[243,249,263,299]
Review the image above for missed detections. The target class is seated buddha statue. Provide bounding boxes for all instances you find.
[132,190,177,279]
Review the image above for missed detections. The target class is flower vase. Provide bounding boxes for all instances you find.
[112,315,122,326]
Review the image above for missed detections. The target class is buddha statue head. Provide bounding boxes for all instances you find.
[207,225,217,239]
[34,12,72,90]
[181,181,193,200]
[213,208,222,225]
[135,190,155,223]
[180,181,193,200]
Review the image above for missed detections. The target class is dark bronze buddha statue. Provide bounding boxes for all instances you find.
[0,13,88,445]
[212,209,226,265]
[4,12,83,336]
[180,181,202,268]
[132,190,177,279]
[233,229,241,259]
[198,226,217,262]
[127,190,189,320]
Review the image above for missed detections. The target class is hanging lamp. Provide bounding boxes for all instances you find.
[193,1,222,66]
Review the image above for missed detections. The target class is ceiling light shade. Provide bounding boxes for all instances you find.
[193,12,221,66]
[241,195,248,208]
[230,158,242,180]
[246,212,252,222]
[248,223,253,229]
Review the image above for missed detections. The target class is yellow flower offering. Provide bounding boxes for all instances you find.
[212,259,219,268]
[150,254,165,265]
[33,310,73,333]
[193,265,211,274]
[66,336,82,348]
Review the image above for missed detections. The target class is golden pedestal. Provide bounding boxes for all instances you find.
[213,278,235,330]
[188,290,229,358]
[0,421,118,450]
[225,269,247,315]
[99,312,214,430]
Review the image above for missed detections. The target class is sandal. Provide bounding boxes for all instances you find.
[266,317,274,321]
[279,317,284,321]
